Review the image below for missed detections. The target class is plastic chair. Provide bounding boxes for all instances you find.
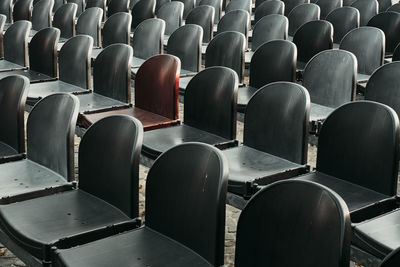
[31,0,53,31]
[185,5,214,43]
[351,0,378,26]
[254,0,284,24]
[156,1,183,35]
[216,9,249,46]
[199,0,222,23]
[288,3,320,37]
[53,2,77,38]
[326,6,360,45]
[107,0,129,17]
[316,0,342,18]
[131,0,155,30]
[75,7,102,47]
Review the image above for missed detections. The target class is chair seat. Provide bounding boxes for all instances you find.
[0,189,131,259]
[76,93,129,113]
[245,50,253,65]
[0,69,55,83]
[310,102,334,123]
[297,171,390,212]
[131,56,146,68]
[353,209,400,259]
[0,142,18,158]
[27,80,88,101]
[53,227,212,267]
[357,73,370,84]
[224,145,307,196]
[142,124,231,159]
[237,85,259,113]
[79,106,180,131]
[0,60,26,72]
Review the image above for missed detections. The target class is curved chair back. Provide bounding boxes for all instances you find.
[0,0,12,22]
[283,0,310,15]
[252,14,288,51]
[378,0,394,12]
[293,20,333,65]
[340,26,384,75]
[132,18,164,60]
[326,6,359,44]
[244,82,309,164]
[175,0,195,19]
[155,0,170,11]
[0,15,6,58]
[107,0,129,17]
[317,101,400,196]
[102,12,131,47]
[93,44,132,102]
[131,0,155,29]
[53,0,64,12]
[351,0,378,26]
[86,0,106,20]
[317,0,342,18]
[29,27,60,77]
[226,0,251,15]
[32,0,53,30]
[235,179,351,267]
[146,142,228,266]
[303,49,356,108]
[388,3,400,13]
[135,54,180,120]
[59,35,93,88]
[167,24,202,72]
[3,20,31,66]
[184,66,238,140]
[216,9,249,41]
[76,7,102,47]
[0,76,30,154]
[13,0,33,21]
[67,0,84,16]
[381,247,400,267]
[78,115,143,218]
[53,2,77,38]
[254,0,284,24]
[368,11,400,55]
[156,1,183,35]
[27,93,79,181]
[205,31,245,83]
[288,3,320,36]
[199,0,222,22]
[186,5,214,43]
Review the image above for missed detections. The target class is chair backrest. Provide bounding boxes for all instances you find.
[216,9,249,41]
[102,12,131,47]
[53,2,77,38]
[381,247,400,267]
[351,0,378,26]
[174,0,195,19]
[317,0,342,18]
[249,40,296,89]
[107,0,129,17]
[368,11,400,55]
[27,93,79,181]
[326,6,360,44]
[0,0,12,22]
[0,76,29,154]
[235,179,351,267]
[254,0,285,24]
[303,49,356,108]
[167,24,202,72]
[244,82,309,164]
[388,3,400,13]
[205,31,245,83]
[29,27,60,77]
[288,3,320,36]
[67,0,84,16]
[226,0,251,15]
[59,35,93,88]
[186,5,214,43]
[156,1,183,35]
[86,0,105,20]
[252,14,288,51]
[293,20,333,64]
[155,0,170,11]
[317,101,400,196]
[199,0,222,22]
[78,115,143,219]
[13,0,33,21]
[184,66,238,140]
[32,0,53,30]
[76,7,103,47]
[378,0,395,12]
[339,26,384,75]
[131,0,155,30]
[53,0,65,12]
[131,18,164,60]
[3,20,31,66]
[93,44,132,102]
[146,142,228,266]
[283,0,310,15]
[0,15,6,58]
[135,54,180,120]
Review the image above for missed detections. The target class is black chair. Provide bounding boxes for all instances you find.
[31,0,53,31]
[86,0,105,20]
[53,0,65,13]
[225,0,252,15]
[174,0,195,19]
[254,0,284,24]
[107,0,129,17]
[283,0,310,15]
[67,0,84,16]
[53,2,77,39]
[216,9,249,46]
[235,179,351,267]
[238,40,296,112]
[13,0,33,22]
[387,2,400,13]
[351,0,378,26]
[288,3,320,37]
[142,66,238,160]
[0,115,143,265]
[226,82,309,203]
[185,5,214,43]
[293,20,333,70]
[156,0,170,11]
[0,76,29,160]
[326,6,360,47]
[368,11,400,57]
[156,1,183,36]
[131,0,155,30]
[75,7,103,47]
[378,0,395,12]
[199,0,222,23]
[0,0,12,22]
[316,0,342,18]
[302,49,356,133]
[51,142,228,267]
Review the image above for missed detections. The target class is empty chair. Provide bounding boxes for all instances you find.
[142,67,238,160]
[235,179,351,266]
[326,6,360,46]
[0,115,143,265]
[226,82,309,201]
[351,0,378,26]
[283,0,310,15]
[53,0,65,12]
[0,76,29,160]
[186,5,214,43]
[174,0,195,19]
[216,9,249,45]
[31,0,53,31]
[0,0,12,22]
[238,40,296,112]
[156,0,170,11]
[378,0,396,12]
[75,7,103,47]
[53,2,77,38]
[368,11,400,57]
[226,0,252,15]
[131,0,155,30]
[156,1,183,36]
[52,142,228,267]
[199,0,222,23]
[67,0,84,16]
[387,2,400,12]
[254,0,285,24]
[107,0,129,17]
[86,0,106,20]
[288,3,320,37]
[13,0,33,22]
[316,0,342,18]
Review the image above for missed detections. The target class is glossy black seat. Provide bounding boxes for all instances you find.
[226,0,251,15]
[226,82,309,202]
[235,179,351,267]
[52,142,227,267]
[0,76,29,161]
[238,40,296,112]
[107,0,129,17]
[86,0,106,20]
[254,0,284,25]
[216,9,249,47]
[142,66,238,160]
[131,0,155,30]
[0,0,12,22]
[13,0,33,22]
[316,0,342,18]
[368,11,400,57]
[155,0,170,11]
[31,0,53,31]
[283,0,310,15]
[351,0,378,26]
[293,20,333,70]
[186,5,214,43]
[288,3,320,37]
[0,115,143,265]
[67,0,84,16]
[326,6,360,47]
[156,1,183,36]
[199,0,222,23]
[297,101,399,214]
[174,0,195,19]
[53,0,65,13]
[53,2,77,39]
[378,0,395,12]
[74,7,103,47]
